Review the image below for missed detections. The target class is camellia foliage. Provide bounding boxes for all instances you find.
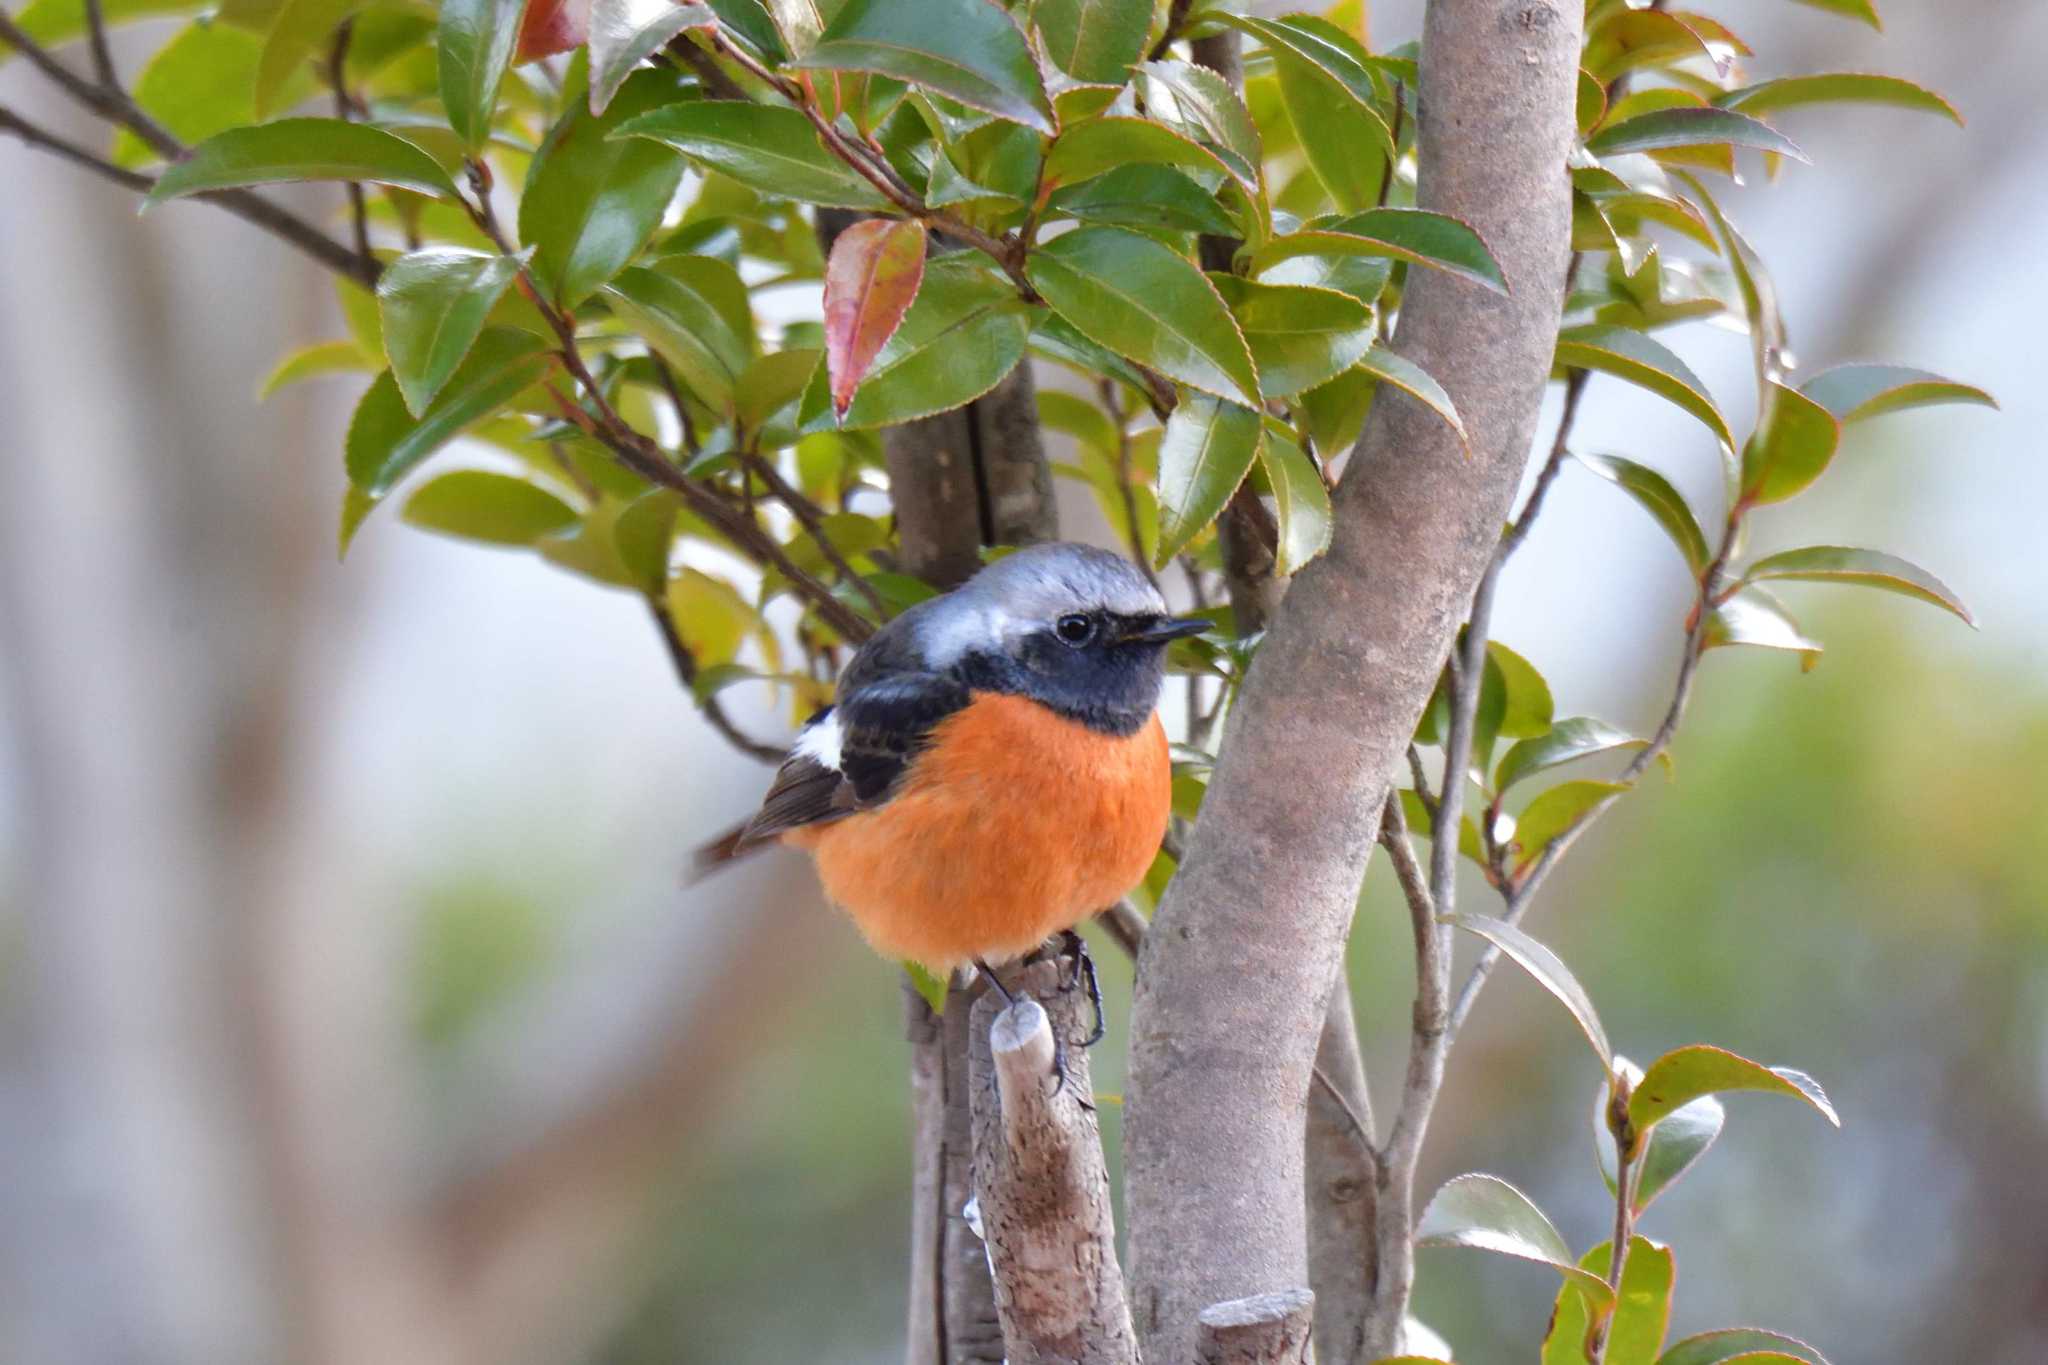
[0,0,1999,1357]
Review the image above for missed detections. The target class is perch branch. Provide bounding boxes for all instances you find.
[1195,1288,1316,1365]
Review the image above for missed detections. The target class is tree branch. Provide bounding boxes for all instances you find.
[328,19,373,267]
[1195,1288,1316,1365]
[644,596,786,764]
[1122,2,1583,1358]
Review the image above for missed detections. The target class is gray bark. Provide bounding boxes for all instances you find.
[1121,2,1583,1357]
[1195,1289,1316,1365]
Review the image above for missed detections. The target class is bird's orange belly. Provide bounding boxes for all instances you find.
[791,694,1170,971]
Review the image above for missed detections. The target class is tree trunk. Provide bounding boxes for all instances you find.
[1121,2,1583,1356]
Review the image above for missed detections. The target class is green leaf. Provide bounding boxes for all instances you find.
[1415,1174,1614,1307]
[1555,326,1732,451]
[1047,165,1237,237]
[523,69,691,307]
[589,0,713,114]
[615,98,890,210]
[1444,914,1611,1065]
[401,469,580,544]
[1716,74,1960,125]
[1542,1238,1675,1365]
[604,265,752,413]
[253,0,361,119]
[737,347,825,432]
[1356,346,1467,450]
[1585,107,1809,165]
[1629,1044,1840,1139]
[794,0,1053,134]
[1400,789,1485,867]
[1786,0,1877,27]
[904,960,949,1013]
[1739,380,1839,505]
[1702,587,1822,662]
[1026,227,1260,408]
[1252,208,1507,294]
[261,339,374,397]
[1739,545,1972,626]
[1153,395,1262,566]
[1298,365,1375,454]
[1583,7,1712,84]
[1798,363,1996,424]
[439,0,526,150]
[146,118,458,204]
[1489,642,1552,742]
[1572,453,1711,573]
[1259,428,1331,575]
[2,0,207,66]
[1496,717,1652,794]
[797,258,1034,431]
[110,19,275,168]
[345,327,551,494]
[1657,1330,1831,1365]
[1138,59,1262,182]
[1595,1066,1724,1217]
[1211,277,1375,399]
[705,0,783,60]
[377,247,529,415]
[1042,115,1239,192]
[823,217,927,420]
[1031,0,1149,86]
[1510,780,1628,874]
[1270,44,1390,211]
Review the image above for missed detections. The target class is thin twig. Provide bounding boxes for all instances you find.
[81,0,118,87]
[0,105,152,192]
[646,596,786,764]
[329,20,373,265]
[666,32,750,101]
[743,450,891,618]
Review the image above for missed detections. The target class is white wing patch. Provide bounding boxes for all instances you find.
[793,711,844,771]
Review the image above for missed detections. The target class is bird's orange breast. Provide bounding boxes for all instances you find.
[789,694,1170,971]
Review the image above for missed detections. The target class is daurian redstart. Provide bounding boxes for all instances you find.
[702,542,1204,994]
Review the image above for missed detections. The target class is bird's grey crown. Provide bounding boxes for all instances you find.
[906,541,1167,667]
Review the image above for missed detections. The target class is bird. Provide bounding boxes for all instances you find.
[700,541,1206,1012]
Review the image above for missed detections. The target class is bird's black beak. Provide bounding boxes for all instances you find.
[1122,614,1211,645]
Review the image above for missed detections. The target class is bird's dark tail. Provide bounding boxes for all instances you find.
[688,819,760,883]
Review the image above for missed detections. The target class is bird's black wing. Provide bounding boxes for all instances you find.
[733,669,970,848]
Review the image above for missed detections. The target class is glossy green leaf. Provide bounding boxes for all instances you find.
[253,0,361,118]
[605,265,751,413]
[1703,587,1822,662]
[1416,1174,1613,1307]
[1739,380,1839,504]
[401,469,579,544]
[736,348,822,433]
[1583,6,1713,83]
[1211,277,1374,398]
[1511,780,1629,874]
[1489,641,1552,741]
[1630,1045,1839,1138]
[1572,452,1711,573]
[1139,59,1262,183]
[1496,717,1651,794]
[1716,73,1960,125]
[1586,107,1809,165]
[797,258,1034,431]
[1657,1330,1831,1365]
[1271,44,1389,211]
[1556,326,1732,451]
[1739,545,1972,625]
[377,248,529,416]
[705,0,783,59]
[1356,346,1467,450]
[1047,165,1237,237]
[794,0,1053,134]
[1786,0,1877,26]
[1042,116,1238,192]
[261,339,375,397]
[1032,0,1149,86]
[1026,227,1260,408]
[345,327,551,494]
[589,0,713,114]
[615,98,890,209]
[1595,1066,1724,1217]
[1028,313,1158,398]
[1298,366,1375,454]
[523,69,691,306]
[146,118,458,204]
[1445,914,1611,1064]
[823,217,928,420]
[1259,429,1332,575]
[1577,66,1608,135]
[1037,389,1121,459]
[1543,1238,1675,1365]
[1253,208,1506,294]
[110,19,276,168]
[1153,395,1262,566]
[439,0,526,150]
[1798,363,1996,423]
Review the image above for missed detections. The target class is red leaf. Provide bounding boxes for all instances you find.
[824,218,927,420]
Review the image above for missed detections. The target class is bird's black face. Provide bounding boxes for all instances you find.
[955,609,1208,735]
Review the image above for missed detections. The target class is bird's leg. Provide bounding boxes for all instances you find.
[1057,929,1108,1050]
[973,957,1017,1006]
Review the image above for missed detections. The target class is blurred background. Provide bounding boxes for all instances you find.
[3,1,2044,1362]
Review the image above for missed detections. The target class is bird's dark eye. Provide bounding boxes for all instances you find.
[1055,613,1096,646]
